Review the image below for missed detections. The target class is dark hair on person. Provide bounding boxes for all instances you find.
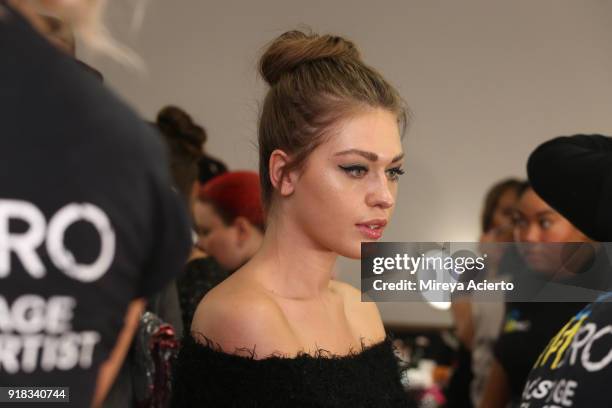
[199,154,228,185]
[481,178,525,233]
[257,29,408,210]
[156,106,206,202]
[516,181,532,198]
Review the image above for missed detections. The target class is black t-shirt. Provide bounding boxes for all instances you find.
[0,4,192,407]
[493,248,611,404]
[519,293,612,408]
[494,301,587,403]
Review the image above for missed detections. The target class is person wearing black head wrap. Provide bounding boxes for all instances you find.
[527,134,612,242]
[519,134,612,408]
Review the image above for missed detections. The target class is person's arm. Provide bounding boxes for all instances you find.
[478,359,511,408]
[451,298,475,350]
[91,299,145,408]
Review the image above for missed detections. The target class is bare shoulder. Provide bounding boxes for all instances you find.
[191,278,298,357]
[330,280,386,344]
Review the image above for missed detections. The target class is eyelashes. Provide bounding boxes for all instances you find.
[339,164,368,178]
[387,167,405,180]
[338,165,404,181]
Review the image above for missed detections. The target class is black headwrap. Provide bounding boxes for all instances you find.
[527,134,612,242]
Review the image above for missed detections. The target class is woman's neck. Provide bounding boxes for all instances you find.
[248,210,338,300]
[6,1,47,33]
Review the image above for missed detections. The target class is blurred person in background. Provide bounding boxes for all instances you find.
[447,178,522,408]
[103,105,208,407]
[178,171,264,332]
[153,105,209,332]
[194,171,265,272]
[0,2,191,407]
[156,106,230,334]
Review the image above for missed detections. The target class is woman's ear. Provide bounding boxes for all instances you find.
[269,149,296,197]
[233,217,251,247]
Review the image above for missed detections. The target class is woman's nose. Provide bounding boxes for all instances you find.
[521,224,541,243]
[366,175,394,209]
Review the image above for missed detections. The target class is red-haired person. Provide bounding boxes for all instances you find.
[195,171,265,271]
[177,171,265,330]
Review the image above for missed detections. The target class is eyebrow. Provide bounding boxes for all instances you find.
[515,210,556,218]
[334,149,404,163]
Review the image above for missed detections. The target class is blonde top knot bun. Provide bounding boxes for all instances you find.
[259,30,361,86]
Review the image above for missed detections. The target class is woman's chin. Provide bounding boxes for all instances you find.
[344,252,362,260]
[328,234,382,259]
[335,242,366,260]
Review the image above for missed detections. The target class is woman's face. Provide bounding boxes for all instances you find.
[514,188,590,275]
[193,200,243,271]
[482,188,520,244]
[287,108,403,259]
[492,188,519,236]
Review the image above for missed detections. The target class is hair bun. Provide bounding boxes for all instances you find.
[156,106,207,152]
[259,30,361,86]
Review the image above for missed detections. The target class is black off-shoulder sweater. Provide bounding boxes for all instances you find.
[172,334,414,407]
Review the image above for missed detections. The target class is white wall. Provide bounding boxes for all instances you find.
[85,0,612,328]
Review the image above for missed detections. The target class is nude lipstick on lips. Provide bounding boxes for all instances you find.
[356,219,387,240]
